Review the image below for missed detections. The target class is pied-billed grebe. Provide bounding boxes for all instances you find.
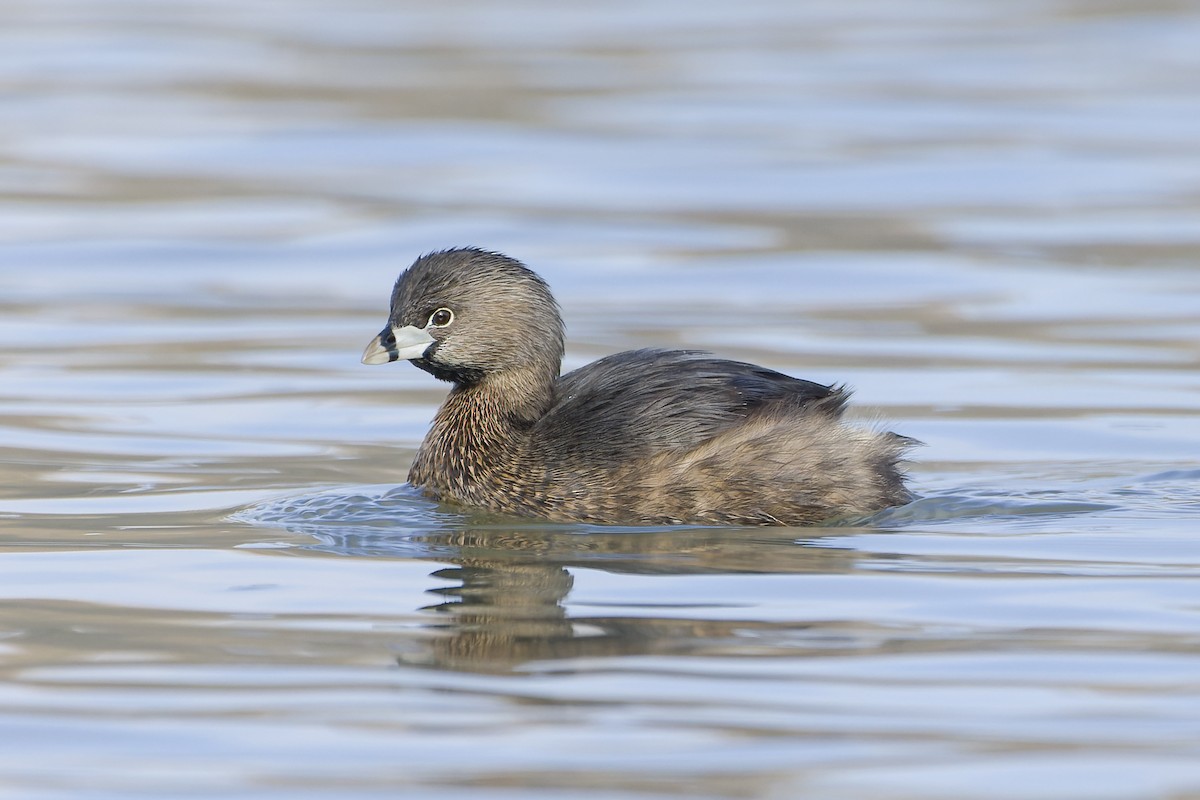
[362,248,912,526]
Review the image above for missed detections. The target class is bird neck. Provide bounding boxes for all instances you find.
[443,365,557,436]
[412,366,554,493]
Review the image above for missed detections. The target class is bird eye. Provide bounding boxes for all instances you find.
[428,308,454,328]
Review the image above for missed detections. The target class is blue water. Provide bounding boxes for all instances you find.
[2,1,1200,798]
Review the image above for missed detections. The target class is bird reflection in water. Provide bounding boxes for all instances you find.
[334,523,864,675]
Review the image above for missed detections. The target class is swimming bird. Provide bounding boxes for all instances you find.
[362,247,912,526]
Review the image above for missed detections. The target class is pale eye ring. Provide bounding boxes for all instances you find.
[427,308,454,328]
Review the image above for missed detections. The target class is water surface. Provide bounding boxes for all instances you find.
[2,1,1200,798]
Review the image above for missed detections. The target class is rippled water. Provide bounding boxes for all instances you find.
[3,1,1200,798]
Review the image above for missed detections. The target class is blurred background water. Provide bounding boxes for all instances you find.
[2,1,1200,798]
